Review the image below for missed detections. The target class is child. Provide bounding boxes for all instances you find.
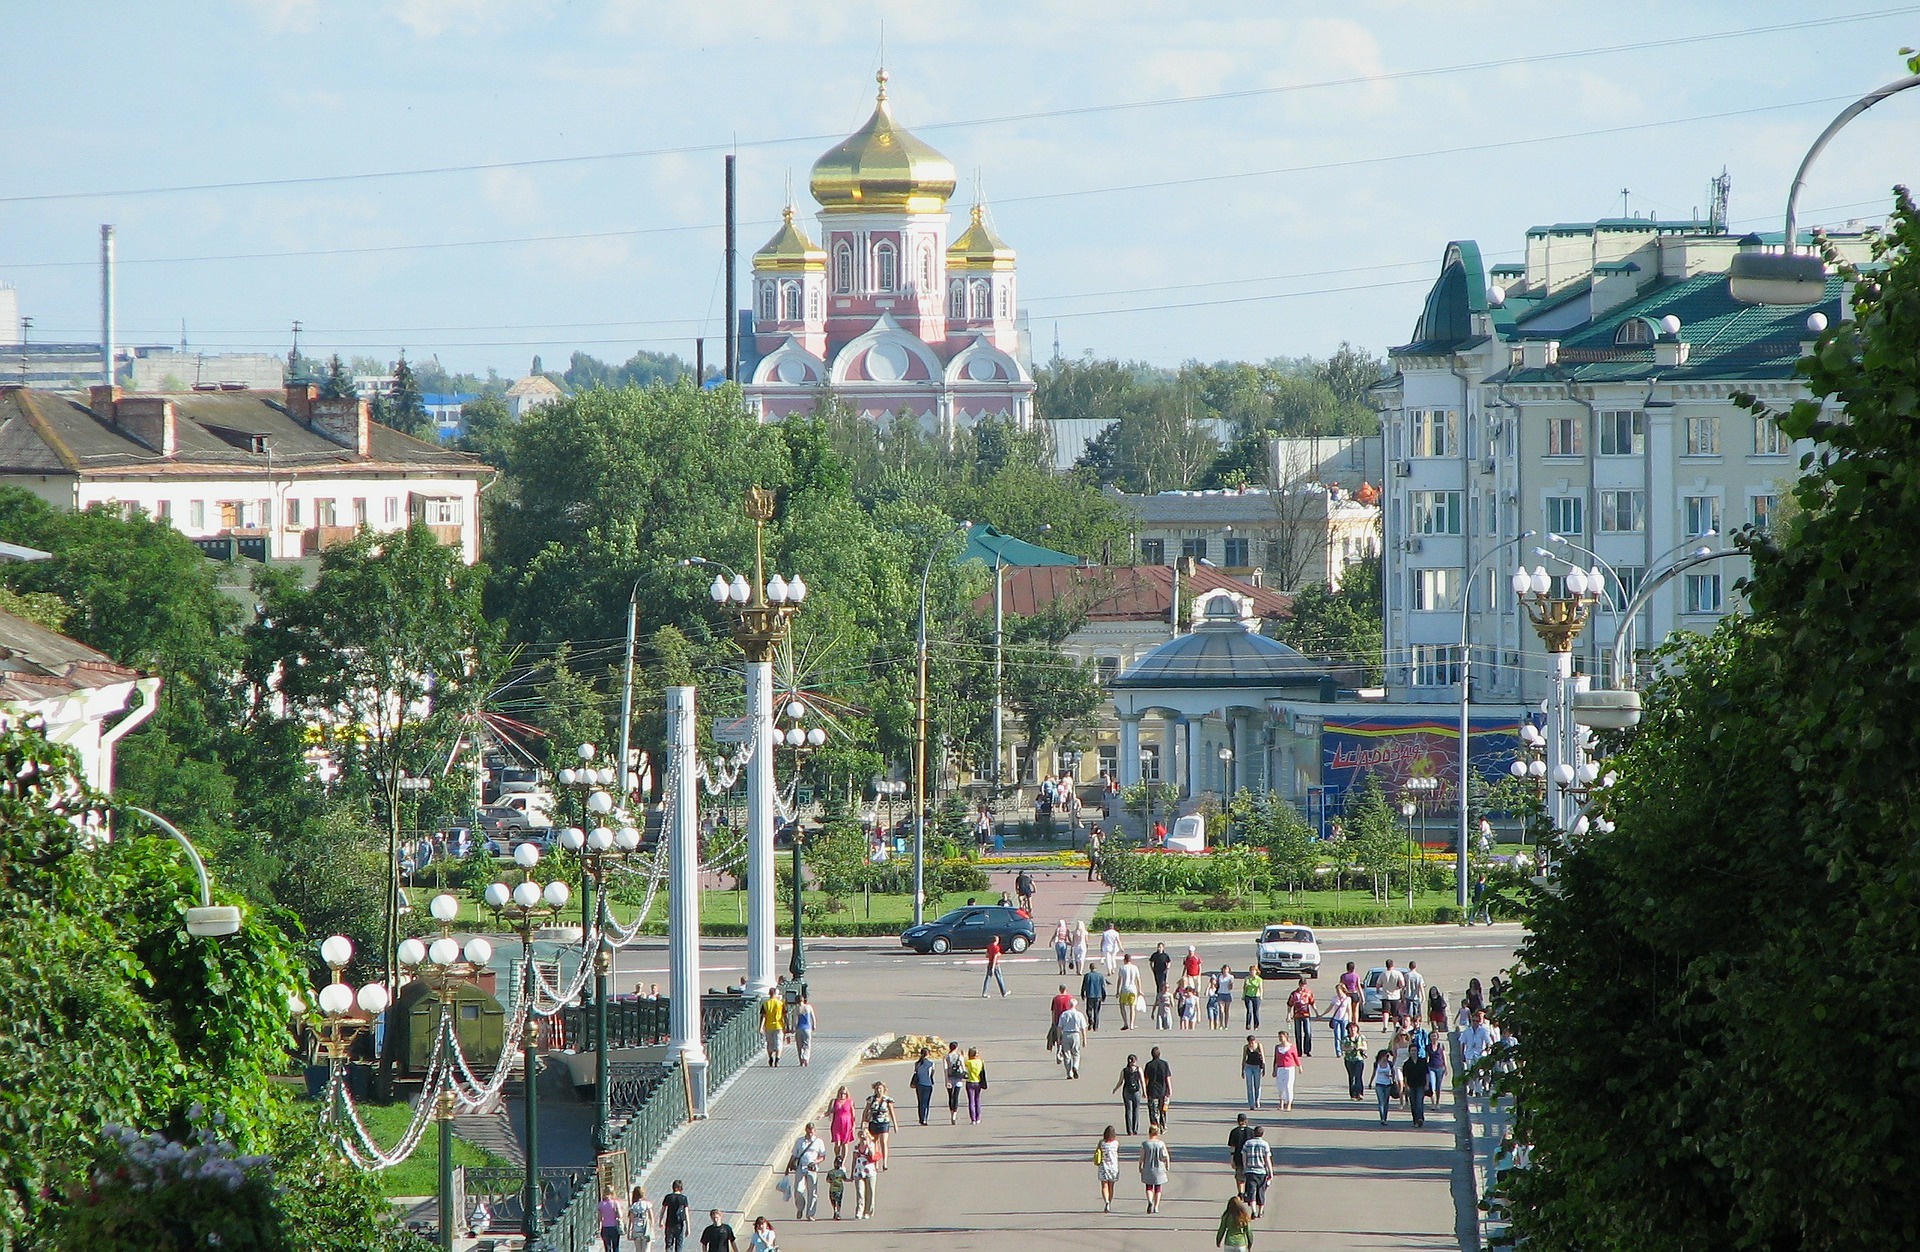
[826,1164,848,1220]
[1151,990,1173,1031]
[1177,984,1199,1030]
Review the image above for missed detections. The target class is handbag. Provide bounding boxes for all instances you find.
[978,1065,989,1090]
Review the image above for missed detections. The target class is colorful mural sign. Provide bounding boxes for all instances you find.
[1319,714,1525,814]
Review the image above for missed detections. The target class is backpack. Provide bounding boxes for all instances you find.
[1410,1027,1430,1062]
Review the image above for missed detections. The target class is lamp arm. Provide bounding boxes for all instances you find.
[1608,548,1739,685]
[126,805,215,909]
[1783,73,1920,250]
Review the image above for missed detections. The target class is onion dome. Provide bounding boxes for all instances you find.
[809,70,957,213]
[947,202,1016,271]
[753,205,827,273]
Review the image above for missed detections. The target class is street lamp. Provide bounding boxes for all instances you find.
[397,894,494,1252]
[553,783,642,1159]
[914,519,974,928]
[124,806,242,937]
[483,843,569,1244]
[1730,69,1920,305]
[780,700,828,984]
[1216,747,1234,848]
[297,934,389,1129]
[1454,532,1537,918]
[699,488,809,996]
[1398,799,1417,908]
[1512,561,1602,836]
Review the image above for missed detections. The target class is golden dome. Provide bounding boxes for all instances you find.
[809,71,957,214]
[947,203,1015,270]
[754,205,827,272]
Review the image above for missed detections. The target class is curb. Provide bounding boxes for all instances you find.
[735,1032,896,1221]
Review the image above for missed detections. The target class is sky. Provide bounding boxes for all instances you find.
[2,1,1917,378]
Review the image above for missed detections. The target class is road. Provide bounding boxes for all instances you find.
[604,873,1521,1249]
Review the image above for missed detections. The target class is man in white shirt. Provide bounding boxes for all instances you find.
[1381,960,1407,1027]
[1056,1000,1089,1079]
[785,1122,829,1220]
[1100,923,1123,976]
[1402,962,1426,1027]
[1115,955,1144,1030]
[1459,1010,1497,1095]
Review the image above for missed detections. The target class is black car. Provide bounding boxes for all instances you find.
[900,905,1035,955]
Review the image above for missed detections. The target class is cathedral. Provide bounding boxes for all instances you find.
[741,71,1036,432]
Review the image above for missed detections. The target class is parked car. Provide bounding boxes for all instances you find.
[475,793,552,835]
[899,905,1035,955]
[1255,924,1321,979]
[1359,967,1388,1020]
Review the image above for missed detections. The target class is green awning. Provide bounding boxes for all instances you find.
[958,523,1079,568]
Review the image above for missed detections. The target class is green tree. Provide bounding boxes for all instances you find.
[1496,186,1920,1250]
[320,354,356,400]
[455,393,515,466]
[1274,550,1382,683]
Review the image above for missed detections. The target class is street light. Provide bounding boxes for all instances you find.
[124,806,242,937]
[698,487,810,996]
[297,935,388,1130]
[913,519,974,928]
[484,843,569,1244]
[397,894,494,1252]
[1217,747,1234,848]
[780,700,828,984]
[1454,532,1536,918]
[1512,560,1602,837]
[1730,69,1920,305]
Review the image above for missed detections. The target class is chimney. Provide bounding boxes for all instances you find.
[89,384,119,417]
[115,396,176,456]
[100,225,115,388]
[284,381,317,421]
[1519,339,1560,369]
[309,395,371,457]
[1654,335,1690,367]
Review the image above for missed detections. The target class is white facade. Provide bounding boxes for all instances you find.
[0,609,157,794]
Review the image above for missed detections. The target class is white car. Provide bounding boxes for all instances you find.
[1256,924,1321,979]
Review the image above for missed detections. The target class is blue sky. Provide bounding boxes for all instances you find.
[2,1,1916,376]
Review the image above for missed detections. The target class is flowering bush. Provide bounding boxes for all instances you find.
[59,1116,289,1250]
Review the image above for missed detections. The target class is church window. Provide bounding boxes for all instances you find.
[808,286,821,322]
[919,244,935,291]
[757,281,775,321]
[873,241,897,292]
[971,279,990,321]
[833,243,853,293]
[781,282,802,321]
[997,282,1009,319]
[949,280,965,319]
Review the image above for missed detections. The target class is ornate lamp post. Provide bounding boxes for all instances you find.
[397,894,494,1252]
[780,700,828,985]
[1511,562,1604,836]
[555,807,642,1157]
[298,935,389,1137]
[483,843,569,1244]
[699,488,808,997]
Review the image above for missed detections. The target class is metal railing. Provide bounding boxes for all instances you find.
[560,997,672,1051]
[702,992,760,1085]
[462,1165,595,1242]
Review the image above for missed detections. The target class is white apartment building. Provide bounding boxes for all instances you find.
[0,383,493,564]
[1376,217,1872,707]
[1116,482,1381,592]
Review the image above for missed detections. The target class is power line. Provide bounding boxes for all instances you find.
[0,7,1907,207]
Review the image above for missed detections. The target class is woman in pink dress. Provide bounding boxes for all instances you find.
[828,1086,857,1167]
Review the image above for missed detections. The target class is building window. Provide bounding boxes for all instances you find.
[1685,416,1721,456]
[1412,568,1460,611]
[384,497,400,524]
[1684,495,1720,538]
[1140,744,1162,783]
[1409,408,1459,457]
[919,244,934,291]
[423,498,463,525]
[1752,494,1779,530]
[1545,414,1583,456]
[1684,572,1723,614]
[997,283,1009,319]
[283,498,299,526]
[1181,537,1208,562]
[1098,656,1119,686]
[1613,565,1645,608]
[971,279,990,321]
[949,280,964,319]
[1545,496,1583,535]
[1097,745,1117,780]
[809,286,822,321]
[757,281,775,321]
[1409,490,1462,535]
[219,502,240,530]
[1598,409,1645,456]
[873,241,897,292]
[189,500,205,529]
[833,243,853,293]
[1411,644,1461,687]
[1224,537,1250,567]
[354,498,368,525]
[1598,489,1645,533]
[317,498,337,527]
[1755,415,1791,455]
[781,282,802,321]
[1614,318,1654,346]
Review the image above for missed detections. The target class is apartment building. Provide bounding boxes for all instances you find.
[1116,482,1381,593]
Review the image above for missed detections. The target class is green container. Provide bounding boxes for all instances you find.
[390,980,505,1075]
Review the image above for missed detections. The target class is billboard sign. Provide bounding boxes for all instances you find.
[1319,713,1525,814]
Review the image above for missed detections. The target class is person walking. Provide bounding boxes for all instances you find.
[943,1042,967,1124]
[698,1210,736,1252]
[826,1087,856,1167]
[661,1182,691,1252]
[1338,960,1362,1007]
[1137,1124,1171,1213]
[1054,919,1072,973]
[1050,983,1075,1056]
[1080,963,1108,1031]
[1426,1026,1449,1101]
[601,1190,626,1252]
[1182,945,1204,989]
[1216,1195,1256,1249]
[629,1187,656,1252]
[824,1163,847,1220]
[1402,962,1426,1029]
[791,994,815,1067]
[1057,997,1089,1079]
[1226,1113,1252,1190]
[1114,1054,1145,1135]
[1327,981,1352,1057]
[863,1082,897,1169]
[1460,1009,1496,1096]
[1427,982,1449,1035]
[747,1217,777,1252]
[1086,825,1103,882]
[1015,869,1036,915]
[1242,967,1264,1030]
[1094,1125,1122,1213]
[909,1049,936,1126]
[981,935,1009,997]
[1240,1035,1266,1109]
[1342,1022,1368,1101]
[1402,1033,1430,1127]
[1071,920,1090,974]
[1116,953,1143,1029]
[1471,873,1491,925]
[1144,1046,1173,1127]
[1380,959,1406,1028]
[850,1131,879,1219]
[761,993,787,1067]
[1210,968,1234,1030]
[1286,976,1316,1057]
[783,1123,827,1221]
[1271,1032,1301,1111]
[1100,922,1124,977]
[1148,942,1173,998]
[964,1046,987,1124]
[1238,1126,1274,1217]
[1372,1048,1398,1123]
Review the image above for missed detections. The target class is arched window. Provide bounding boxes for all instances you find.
[781,282,802,321]
[971,279,990,321]
[949,279,965,320]
[833,243,853,294]
[1614,318,1654,346]
[873,241,897,292]
[997,282,1009,320]
[808,286,822,322]
[919,244,935,291]
[757,281,775,321]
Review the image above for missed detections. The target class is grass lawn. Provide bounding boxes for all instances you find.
[1098,888,1464,927]
[403,886,980,936]
[351,1100,513,1198]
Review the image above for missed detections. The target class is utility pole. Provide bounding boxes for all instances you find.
[724,155,737,384]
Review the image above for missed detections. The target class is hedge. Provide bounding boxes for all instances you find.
[1092,904,1464,931]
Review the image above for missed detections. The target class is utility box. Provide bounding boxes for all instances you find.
[390,980,505,1075]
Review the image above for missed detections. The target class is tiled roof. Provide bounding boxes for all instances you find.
[973,563,1292,623]
[0,609,143,706]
